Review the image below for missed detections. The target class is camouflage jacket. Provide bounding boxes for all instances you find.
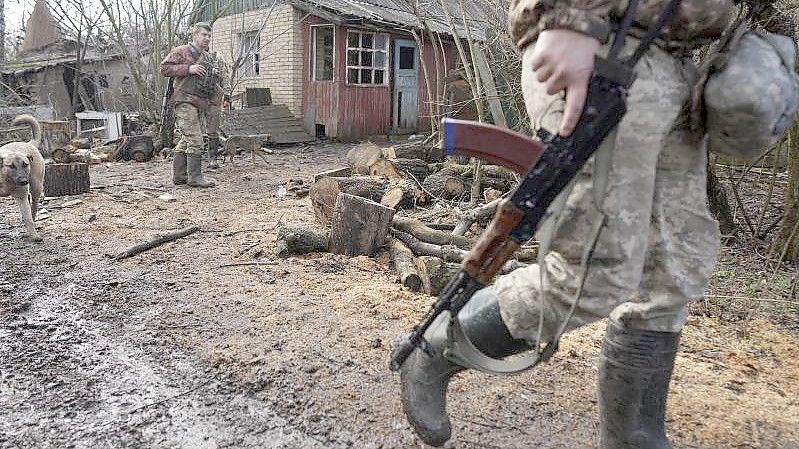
[509,0,736,49]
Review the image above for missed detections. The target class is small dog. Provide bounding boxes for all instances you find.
[0,114,45,242]
[220,134,271,164]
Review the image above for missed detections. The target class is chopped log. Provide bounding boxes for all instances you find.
[114,225,200,260]
[346,142,384,174]
[415,256,461,295]
[453,196,504,235]
[392,216,472,249]
[389,141,429,160]
[371,157,429,182]
[314,166,352,182]
[424,162,517,198]
[329,193,395,256]
[390,229,466,263]
[44,163,90,197]
[514,245,538,262]
[422,169,467,199]
[275,226,329,257]
[309,176,389,225]
[381,179,426,210]
[387,237,423,292]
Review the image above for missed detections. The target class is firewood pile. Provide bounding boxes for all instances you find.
[276,139,538,295]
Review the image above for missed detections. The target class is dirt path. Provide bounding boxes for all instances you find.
[1,144,798,448]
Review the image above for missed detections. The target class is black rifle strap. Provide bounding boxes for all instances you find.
[626,0,684,65]
[608,0,642,61]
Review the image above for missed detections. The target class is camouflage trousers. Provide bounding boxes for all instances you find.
[495,41,721,339]
[173,102,221,154]
[173,102,204,155]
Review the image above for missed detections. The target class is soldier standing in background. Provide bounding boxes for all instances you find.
[160,22,220,187]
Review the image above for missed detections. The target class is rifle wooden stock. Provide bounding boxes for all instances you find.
[462,200,523,284]
[441,118,545,174]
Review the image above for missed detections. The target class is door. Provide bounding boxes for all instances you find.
[393,39,418,132]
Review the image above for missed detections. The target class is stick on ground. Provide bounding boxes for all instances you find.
[114,225,200,260]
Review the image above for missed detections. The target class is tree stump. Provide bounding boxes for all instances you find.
[44,163,90,197]
[309,176,388,226]
[415,256,461,295]
[275,226,329,257]
[387,237,422,291]
[329,193,395,256]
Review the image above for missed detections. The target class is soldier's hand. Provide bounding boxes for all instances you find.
[189,64,207,76]
[530,30,601,137]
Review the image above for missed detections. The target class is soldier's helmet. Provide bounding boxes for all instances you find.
[704,30,799,160]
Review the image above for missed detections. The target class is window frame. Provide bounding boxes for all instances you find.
[310,24,336,83]
[345,29,389,87]
[238,30,261,78]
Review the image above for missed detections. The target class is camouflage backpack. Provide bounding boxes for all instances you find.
[703,29,799,160]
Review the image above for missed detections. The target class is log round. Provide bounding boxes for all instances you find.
[309,176,388,226]
[329,193,395,256]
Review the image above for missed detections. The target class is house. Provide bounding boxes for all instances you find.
[196,0,482,141]
[0,0,136,119]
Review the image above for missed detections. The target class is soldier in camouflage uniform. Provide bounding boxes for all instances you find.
[399,0,737,447]
[160,22,225,187]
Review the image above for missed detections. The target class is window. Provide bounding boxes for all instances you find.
[346,30,388,85]
[239,31,260,77]
[312,26,335,81]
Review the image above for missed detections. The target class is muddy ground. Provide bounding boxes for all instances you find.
[1,143,797,449]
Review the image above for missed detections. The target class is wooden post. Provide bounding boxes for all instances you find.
[44,163,90,197]
[329,193,395,256]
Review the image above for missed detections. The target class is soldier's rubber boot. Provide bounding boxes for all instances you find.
[598,319,681,449]
[207,137,220,169]
[187,153,216,188]
[399,286,528,446]
[172,152,188,185]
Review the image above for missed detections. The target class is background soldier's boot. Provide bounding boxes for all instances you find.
[172,152,187,185]
[187,154,216,188]
[208,137,220,169]
[399,286,527,446]
[598,319,681,449]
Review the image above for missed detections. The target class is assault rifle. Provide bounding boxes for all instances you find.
[161,77,175,124]
[388,54,637,372]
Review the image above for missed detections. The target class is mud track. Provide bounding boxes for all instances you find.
[1,144,797,448]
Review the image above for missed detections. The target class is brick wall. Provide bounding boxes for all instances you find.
[212,4,304,117]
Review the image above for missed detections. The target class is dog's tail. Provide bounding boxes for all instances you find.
[12,114,42,149]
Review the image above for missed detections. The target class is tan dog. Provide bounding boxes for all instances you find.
[220,135,270,164]
[0,114,45,242]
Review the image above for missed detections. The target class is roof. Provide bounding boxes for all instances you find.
[195,0,486,39]
[293,0,487,38]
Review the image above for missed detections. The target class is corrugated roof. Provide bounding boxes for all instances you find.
[297,0,486,39]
